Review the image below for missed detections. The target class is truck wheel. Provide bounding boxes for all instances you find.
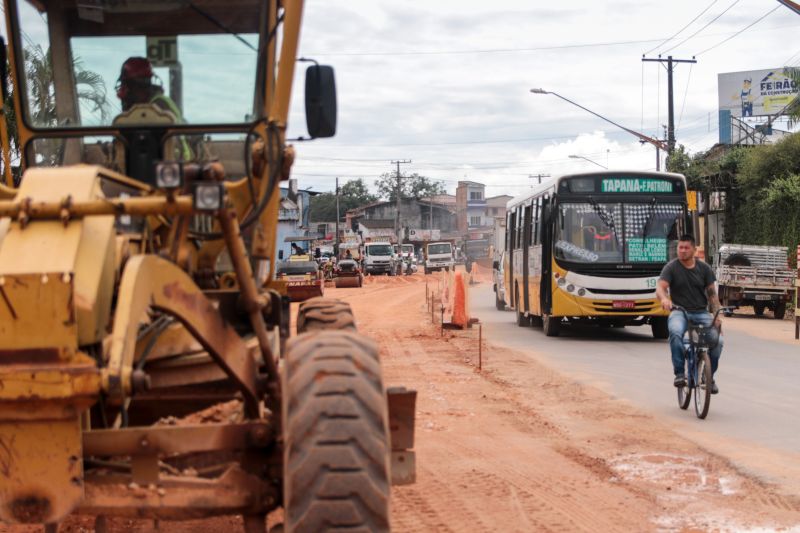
[542,314,561,337]
[651,317,669,339]
[774,302,786,320]
[754,302,766,316]
[283,331,391,533]
[297,297,356,333]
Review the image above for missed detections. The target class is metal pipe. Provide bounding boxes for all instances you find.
[0,195,194,219]
[217,208,280,405]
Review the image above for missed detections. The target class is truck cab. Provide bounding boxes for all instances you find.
[425,241,454,274]
[363,242,397,275]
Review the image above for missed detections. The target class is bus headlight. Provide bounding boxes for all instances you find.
[577,288,586,297]
[566,284,575,292]
[557,277,566,287]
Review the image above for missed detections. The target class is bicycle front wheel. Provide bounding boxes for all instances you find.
[677,351,691,410]
[694,350,712,419]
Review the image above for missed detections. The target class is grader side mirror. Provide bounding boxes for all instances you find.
[278,250,284,260]
[493,260,499,270]
[305,65,337,138]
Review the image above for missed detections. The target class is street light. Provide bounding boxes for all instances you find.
[530,88,667,171]
[569,154,607,169]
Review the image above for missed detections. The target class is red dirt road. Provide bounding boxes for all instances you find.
[342,274,800,532]
[3,273,799,532]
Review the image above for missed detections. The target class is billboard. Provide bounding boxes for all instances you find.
[718,68,798,118]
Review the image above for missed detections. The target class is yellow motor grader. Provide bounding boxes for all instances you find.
[0,1,415,531]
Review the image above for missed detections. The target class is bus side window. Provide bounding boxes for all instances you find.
[533,198,540,245]
[524,203,532,248]
[515,206,523,249]
[507,211,515,252]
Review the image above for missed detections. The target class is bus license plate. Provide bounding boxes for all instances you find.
[612,301,635,309]
[755,295,772,301]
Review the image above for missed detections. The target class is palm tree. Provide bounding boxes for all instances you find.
[2,44,110,178]
[785,66,800,128]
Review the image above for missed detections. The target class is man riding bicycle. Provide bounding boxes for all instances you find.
[656,234,723,394]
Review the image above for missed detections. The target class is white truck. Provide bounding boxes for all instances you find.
[424,241,455,274]
[714,244,796,319]
[363,242,398,276]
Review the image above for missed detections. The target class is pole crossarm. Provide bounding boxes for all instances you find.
[641,55,698,155]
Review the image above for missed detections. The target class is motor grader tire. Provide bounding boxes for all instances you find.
[296,297,356,333]
[283,331,391,533]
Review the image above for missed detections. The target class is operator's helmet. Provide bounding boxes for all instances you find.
[115,57,155,101]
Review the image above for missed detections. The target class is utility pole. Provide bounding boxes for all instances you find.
[335,177,340,257]
[390,159,411,245]
[528,173,551,187]
[641,55,697,158]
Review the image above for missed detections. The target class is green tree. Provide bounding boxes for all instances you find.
[308,178,378,222]
[375,172,446,201]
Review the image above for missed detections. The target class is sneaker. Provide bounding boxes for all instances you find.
[710,381,719,395]
[673,374,687,387]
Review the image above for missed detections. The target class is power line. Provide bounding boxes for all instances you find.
[644,0,720,55]
[678,63,694,129]
[662,0,742,54]
[696,5,782,56]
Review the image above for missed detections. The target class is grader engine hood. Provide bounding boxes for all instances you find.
[0,169,112,523]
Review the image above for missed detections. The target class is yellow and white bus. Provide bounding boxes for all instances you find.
[502,171,689,337]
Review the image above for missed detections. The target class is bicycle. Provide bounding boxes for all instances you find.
[671,305,726,419]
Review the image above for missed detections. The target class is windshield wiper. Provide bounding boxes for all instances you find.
[640,197,658,239]
[587,197,619,245]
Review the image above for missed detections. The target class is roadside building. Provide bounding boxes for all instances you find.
[276,178,319,259]
[346,198,458,246]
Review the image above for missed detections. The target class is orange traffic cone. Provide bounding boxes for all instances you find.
[452,272,468,328]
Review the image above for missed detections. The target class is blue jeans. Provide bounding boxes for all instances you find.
[668,310,723,376]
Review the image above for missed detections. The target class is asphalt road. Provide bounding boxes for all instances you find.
[470,282,800,492]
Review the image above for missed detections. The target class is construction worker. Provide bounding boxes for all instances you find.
[115,57,192,160]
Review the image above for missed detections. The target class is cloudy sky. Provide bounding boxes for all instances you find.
[284,0,800,198]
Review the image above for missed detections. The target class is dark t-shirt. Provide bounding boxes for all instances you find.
[659,259,715,312]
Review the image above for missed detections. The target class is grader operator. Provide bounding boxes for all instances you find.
[0,1,415,532]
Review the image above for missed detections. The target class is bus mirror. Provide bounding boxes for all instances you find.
[278,250,284,260]
[305,65,337,138]
[492,260,499,270]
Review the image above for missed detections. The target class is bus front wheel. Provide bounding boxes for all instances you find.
[651,317,669,339]
[542,314,560,337]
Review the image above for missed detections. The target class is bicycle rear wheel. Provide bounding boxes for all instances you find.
[677,379,691,410]
[693,350,712,419]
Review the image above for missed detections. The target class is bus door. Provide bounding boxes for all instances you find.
[522,203,532,311]
[540,197,554,314]
[506,210,516,306]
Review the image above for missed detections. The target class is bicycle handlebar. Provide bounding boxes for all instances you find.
[670,304,731,323]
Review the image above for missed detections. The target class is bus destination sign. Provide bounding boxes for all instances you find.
[601,178,673,193]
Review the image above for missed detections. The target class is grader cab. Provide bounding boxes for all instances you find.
[0,1,415,531]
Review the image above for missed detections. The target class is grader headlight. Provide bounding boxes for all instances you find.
[155,161,183,189]
[193,182,224,212]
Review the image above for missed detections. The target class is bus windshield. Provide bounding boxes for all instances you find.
[555,202,683,264]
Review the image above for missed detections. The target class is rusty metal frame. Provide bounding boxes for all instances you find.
[102,255,261,418]
[80,466,278,520]
[84,422,272,457]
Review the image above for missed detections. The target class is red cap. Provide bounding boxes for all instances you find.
[119,57,153,82]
